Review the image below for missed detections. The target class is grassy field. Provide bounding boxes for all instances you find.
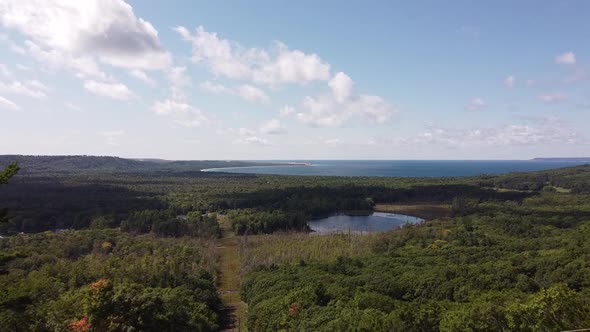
[217,217,248,331]
[238,232,379,276]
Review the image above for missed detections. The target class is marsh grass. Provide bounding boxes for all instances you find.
[238,232,378,275]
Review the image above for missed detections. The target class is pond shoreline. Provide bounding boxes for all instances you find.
[308,212,424,235]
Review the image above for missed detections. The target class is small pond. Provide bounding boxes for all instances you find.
[308,212,424,235]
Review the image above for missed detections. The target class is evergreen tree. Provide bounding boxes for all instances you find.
[0,162,19,223]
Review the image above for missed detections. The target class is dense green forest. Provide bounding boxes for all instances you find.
[242,194,590,331]
[1,156,590,331]
[0,230,220,331]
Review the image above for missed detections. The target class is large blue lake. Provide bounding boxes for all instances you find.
[203,160,587,177]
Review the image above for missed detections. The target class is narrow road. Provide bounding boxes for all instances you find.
[217,220,247,331]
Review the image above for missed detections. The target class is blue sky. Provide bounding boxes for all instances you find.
[0,0,588,159]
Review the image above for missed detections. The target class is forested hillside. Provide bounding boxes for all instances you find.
[0,155,274,175]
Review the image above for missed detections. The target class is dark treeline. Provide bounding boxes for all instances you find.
[477,164,590,193]
[3,158,584,236]
[0,173,531,235]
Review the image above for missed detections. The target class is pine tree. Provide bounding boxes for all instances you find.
[0,162,19,223]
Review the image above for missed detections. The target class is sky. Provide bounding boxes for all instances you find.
[0,0,588,160]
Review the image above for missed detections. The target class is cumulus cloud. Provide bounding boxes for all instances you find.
[152,99,211,128]
[175,25,330,85]
[253,42,331,85]
[0,79,48,98]
[555,51,576,65]
[504,75,514,88]
[296,72,395,127]
[329,72,353,103]
[0,0,171,70]
[21,40,109,79]
[0,95,19,111]
[467,97,487,111]
[83,80,135,100]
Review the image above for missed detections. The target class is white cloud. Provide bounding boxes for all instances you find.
[176,25,330,85]
[24,40,109,80]
[83,80,135,100]
[296,72,395,127]
[166,66,191,100]
[504,75,514,88]
[374,120,579,148]
[200,81,231,94]
[526,79,535,86]
[200,81,269,103]
[259,118,285,135]
[280,105,295,117]
[0,79,48,98]
[153,64,215,128]
[329,72,353,103]
[555,51,576,65]
[252,42,331,85]
[236,84,269,103]
[0,95,19,111]
[467,97,487,111]
[152,99,211,128]
[234,136,270,146]
[0,0,171,70]
[128,69,155,86]
[168,66,190,88]
[538,93,566,103]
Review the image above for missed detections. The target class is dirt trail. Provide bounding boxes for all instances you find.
[217,221,247,331]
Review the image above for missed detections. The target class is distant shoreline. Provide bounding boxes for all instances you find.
[201,161,312,172]
[532,157,590,162]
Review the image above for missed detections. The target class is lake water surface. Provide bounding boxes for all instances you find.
[202,160,588,177]
[308,212,424,235]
